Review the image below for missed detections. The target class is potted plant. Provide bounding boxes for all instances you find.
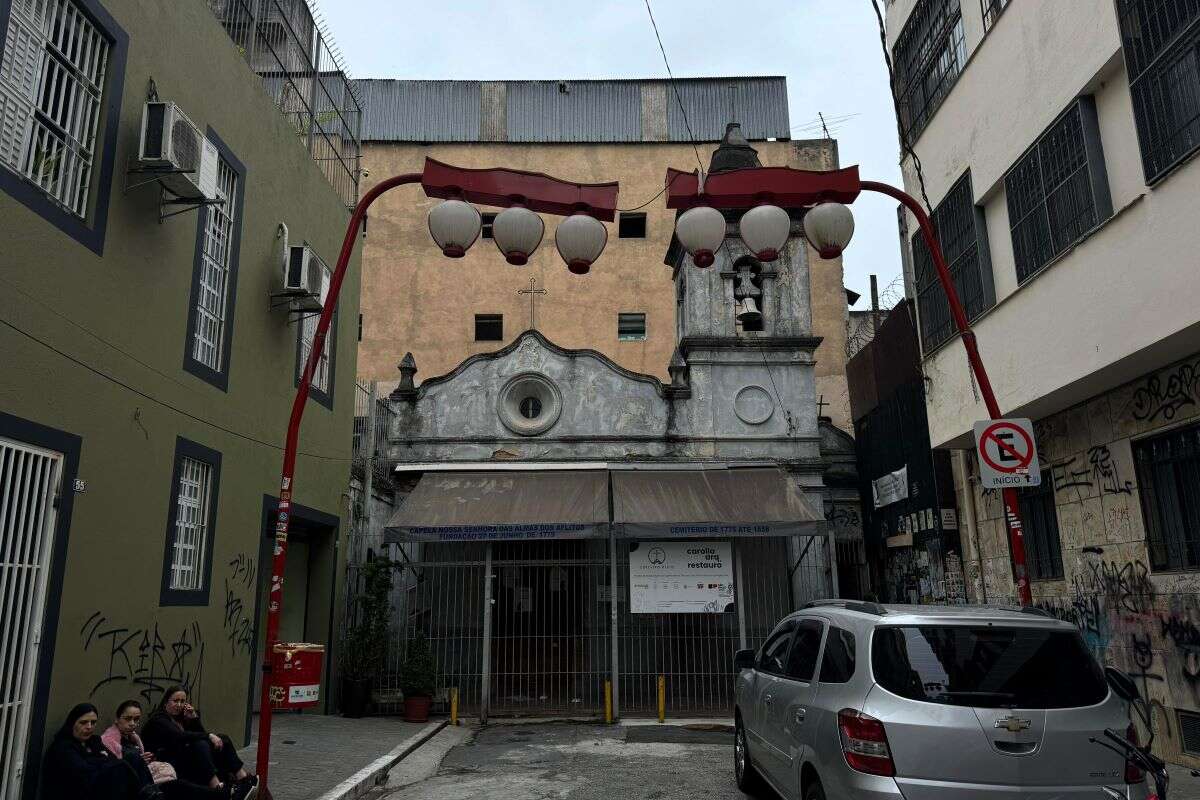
[400,630,437,722]
[339,556,392,718]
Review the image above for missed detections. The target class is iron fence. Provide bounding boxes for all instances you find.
[206,0,361,206]
[349,535,832,719]
[352,381,394,485]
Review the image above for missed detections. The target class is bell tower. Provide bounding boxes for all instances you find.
[665,122,822,463]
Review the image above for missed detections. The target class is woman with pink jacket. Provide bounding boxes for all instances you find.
[101,700,227,799]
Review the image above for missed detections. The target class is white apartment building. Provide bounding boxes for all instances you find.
[887,0,1200,764]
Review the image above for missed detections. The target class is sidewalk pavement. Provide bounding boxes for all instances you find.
[239,713,440,800]
[1172,764,1200,800]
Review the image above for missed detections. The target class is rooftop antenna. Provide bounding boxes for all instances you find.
[819,111,831,139]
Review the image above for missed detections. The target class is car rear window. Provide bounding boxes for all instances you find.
[871,625,1107,709]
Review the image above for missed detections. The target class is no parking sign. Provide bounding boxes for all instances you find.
[973,418,1041,489]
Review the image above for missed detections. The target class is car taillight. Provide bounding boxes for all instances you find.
[1125,723,1145,784]
[838,709,895,777]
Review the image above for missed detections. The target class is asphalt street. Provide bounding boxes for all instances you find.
[369,722,739,800]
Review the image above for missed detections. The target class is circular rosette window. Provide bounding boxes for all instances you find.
[498,372,563,436]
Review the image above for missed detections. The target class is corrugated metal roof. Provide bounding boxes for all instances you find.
[666,77,790,141]
[357,80,480,142]
[354,77,789,143]
[506,80,641,142]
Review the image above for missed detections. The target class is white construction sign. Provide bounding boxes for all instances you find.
[974,418,1042,489]
[628,541,735,614]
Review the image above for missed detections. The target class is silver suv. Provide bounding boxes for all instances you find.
[733,601,1149,800]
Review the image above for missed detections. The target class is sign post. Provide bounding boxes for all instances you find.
[973,419,1041,489]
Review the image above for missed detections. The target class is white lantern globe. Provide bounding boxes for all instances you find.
[492,206,544,266]
[555,213,608,275]
[675,205,726,268]
[739,204,790,262]
[804,202,856,259]
[427,199,482,258]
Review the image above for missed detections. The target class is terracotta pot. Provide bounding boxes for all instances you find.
[403,695,431,722]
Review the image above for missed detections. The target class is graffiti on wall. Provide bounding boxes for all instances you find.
[1048,445,1134,499]
[80,612,205,706]
[223,552,256,657]
[1128,359,1200,424]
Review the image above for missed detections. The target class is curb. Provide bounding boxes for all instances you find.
[312,719,450,800]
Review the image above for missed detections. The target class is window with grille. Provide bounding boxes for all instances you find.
[0,0,110,217]
[1135,421,1200,572]
[893,0,966,142]
[981,0,1009,32]
[1005,99,1112,283]
[481,212,496,239]
[299,261,334,402]
[161,438,220,605]
[618,312,646,340]
[190,158,238,370]
[475,313,503,341]
[912,172,993,352]
[1017,470,1064,580]
[1118,0,1200,183]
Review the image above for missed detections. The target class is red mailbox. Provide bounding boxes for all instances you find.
[270,643,325,710]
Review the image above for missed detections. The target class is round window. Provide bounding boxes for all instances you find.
[519,396,543,419]
[498,373,563,436]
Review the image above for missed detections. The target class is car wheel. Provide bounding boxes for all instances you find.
[735,717,766,796]
[804,778,826,800]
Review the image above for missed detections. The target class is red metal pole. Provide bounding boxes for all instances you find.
[255,173,423,794]
[860,180,1033,607]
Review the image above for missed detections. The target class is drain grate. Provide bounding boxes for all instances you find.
[1180,709,1200,755]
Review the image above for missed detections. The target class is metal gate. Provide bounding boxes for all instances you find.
[0,437,63,800]
[366,536,830,719]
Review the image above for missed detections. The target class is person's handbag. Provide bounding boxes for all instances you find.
[148,760,177,785]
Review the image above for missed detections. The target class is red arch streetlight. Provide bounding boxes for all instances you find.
[666,164,1034,609]
[256,159,619,793]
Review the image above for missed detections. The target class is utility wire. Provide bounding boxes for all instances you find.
[643,0,705,175]
[0,312,350,463]
[616,170,690,213]
[869,0,933,218]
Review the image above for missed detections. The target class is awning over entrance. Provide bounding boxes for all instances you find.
[611,468,824,539]
[383,471,608,543]
[385,467,825,543]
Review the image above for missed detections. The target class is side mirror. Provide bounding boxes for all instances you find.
[1105,666,1141,703]
[735,648,756,671]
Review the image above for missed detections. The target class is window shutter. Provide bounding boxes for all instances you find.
[0,1,48,170]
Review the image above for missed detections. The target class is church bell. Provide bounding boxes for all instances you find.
[736,296,762,325]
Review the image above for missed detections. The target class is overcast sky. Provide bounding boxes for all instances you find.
[318,0,904,303]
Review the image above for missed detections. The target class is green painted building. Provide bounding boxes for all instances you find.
[0,1,362,797]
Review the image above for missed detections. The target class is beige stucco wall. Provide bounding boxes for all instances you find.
[356,138,854,433]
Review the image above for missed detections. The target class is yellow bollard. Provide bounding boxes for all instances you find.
[450,687,459,726]
[657,675,665,723]
[604,680,613,724]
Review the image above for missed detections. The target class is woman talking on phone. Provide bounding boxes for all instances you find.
[141,686,257,800]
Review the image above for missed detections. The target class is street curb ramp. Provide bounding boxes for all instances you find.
[313,720,449,800]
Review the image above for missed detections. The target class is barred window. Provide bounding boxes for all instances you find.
[1017,470,1064,580]
[169,456,212,591]
[0,0,110,217]
[1118,0,1200,182]
[618,312,646,341]
[913,172,992,352]
[299,262,333,395]
[894,0,966,142]
[981,0,1009,32]
[1005,99,1112,283]
[1135,422,1200,572]
[191,157,238,370]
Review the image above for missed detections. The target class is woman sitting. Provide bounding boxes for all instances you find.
[141,687,256,800]
[103,699,231,800]
[41,702,153,800]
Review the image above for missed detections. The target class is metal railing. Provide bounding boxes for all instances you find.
[352,380,394,485]
[206,0,361,206]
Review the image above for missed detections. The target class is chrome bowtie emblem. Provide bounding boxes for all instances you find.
[994,715,1031,733]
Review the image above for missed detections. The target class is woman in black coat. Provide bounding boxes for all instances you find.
[41,702,153,800]
[141,686,256,799]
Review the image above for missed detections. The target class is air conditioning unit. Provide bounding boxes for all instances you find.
[138,101,219,201]
[282,244,328,312]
